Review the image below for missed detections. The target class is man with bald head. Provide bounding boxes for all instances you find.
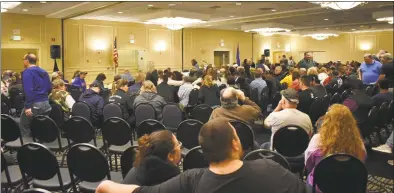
[298,52,315,70]
[209,87,261,124]
[20,53,52,137]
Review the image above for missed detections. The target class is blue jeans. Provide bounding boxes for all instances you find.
[387,131,393,148]
[19,101,52,137]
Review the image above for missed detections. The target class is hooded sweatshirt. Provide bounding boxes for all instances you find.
[133,92,167,120]
[79,89,104,126]
[22,66,52,108]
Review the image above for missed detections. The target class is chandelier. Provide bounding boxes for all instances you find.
[1,2,21,12]
[246,28,291,36]
[312,2,365,10]
[303,33,339,40]
[145,17,205,30]
[376,17,393,24]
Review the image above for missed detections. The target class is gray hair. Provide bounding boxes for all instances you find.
[220,88,238,109]
[381,53,393,61]
[363,53,373,59]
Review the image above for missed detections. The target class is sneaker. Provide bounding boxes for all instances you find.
[372,144,392,154]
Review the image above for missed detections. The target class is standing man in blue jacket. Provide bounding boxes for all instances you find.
[20,53,52,137]
[71,71,87,92]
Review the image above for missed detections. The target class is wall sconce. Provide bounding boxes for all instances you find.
[130,35,135,44]
[154,40,167,54]
[93,39,106,53]
[360,43,371,51]
[220,39,224,47]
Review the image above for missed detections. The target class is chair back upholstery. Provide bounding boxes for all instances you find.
[103,103,123,121]
[377,102,391,127]
[218,84,227,91]
[188,88,199,106]
[339,90,351,103]
[183,146,209,171]
[49,103,65,129]
[23,189,52,193]
[229,120,255,151]
[249,88,259,104]
[1,98,11,115]
[31,115,60,143]
[389,100,394,120]
[271,91,282,109]
[259,87,270,112]
[67,143,111,182]
[64,116,95,144]
[243,149,291,171]
[17,143,61,182]
[102,117,132,146]
[1,114,22,143]
[162,104,183,130]
[330,92,341,104]
[69,87,82,101]
[137,119,166,138]
[365,86,374,97]
[308,98,325,124]
[9,87,24,112]
[191,104,213,123]
[273,125,310,157]
[72,101,92,123]
[359,106,379,138]
[101,89,111,104]
[120,146,138,178]
[135,104,156,126]
[313,154,368,193]
[176,119,204,149]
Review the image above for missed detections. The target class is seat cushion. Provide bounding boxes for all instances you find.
[109,144,132,154]
[78,171,123,193]
[4,137,33,149]
[42,138,69,151]
[33,168,72,191]
[1,165,23,186]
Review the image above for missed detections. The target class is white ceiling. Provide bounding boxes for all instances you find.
[4,1,394,33]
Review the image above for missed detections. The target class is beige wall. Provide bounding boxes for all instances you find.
[253,31,394,64]
[1,13,62,73]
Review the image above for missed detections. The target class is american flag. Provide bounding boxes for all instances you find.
[113,36,118,67]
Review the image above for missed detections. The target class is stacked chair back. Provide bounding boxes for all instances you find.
[359,106,378,138]
[137,119,166,138]
[183,146,209,171]
[259,87,270,113]
[135,104,156,126]
[120,146,139,178]
[243,149,291,171]
[308,98,326,125]
[273,125,310,157]
[103,103,123,121]
[72,102,92,123]
[69,87,82,101]
[67,143,111,192]
[23,189,52,193]
[191,104,213,123]
[330,92,341,104]
[162,104,183,132]
[64,116,96,145]
[249,88,259,104]
[176,119,204,149]
[1,114,23,145]
[17,142,71,191]
[313,154,368,193]
[31,115,66,151]
[102,117,133,146]
[229,120,255,151]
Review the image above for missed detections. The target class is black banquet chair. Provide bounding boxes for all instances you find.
[162,104,183,132]
[313,154,368,193]
[191,104,213,123]
[229,120,256,152]
[63,116,102,148]
[30,115,68,152]
[72,101,92,123]
[17,142,72,192]
[176,119,204,156]
[137,119,167,138]
[103,103,123,121]
[2,152,24,192]
[67,143,122,193]
[330,92,341,104]
[23,188,52,193]
[49,103,65,132]
[243,149,291,171]
[134,104,156,126]
[249,88,259,104]
[120,146,139,178]
[2,114,32,150]
[183,146,209,171]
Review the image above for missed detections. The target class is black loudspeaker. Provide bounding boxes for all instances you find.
[264,49,270,57]
[50,45,61,59]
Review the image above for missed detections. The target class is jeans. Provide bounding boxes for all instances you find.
[387,131,393,148]
[19,101,52,137]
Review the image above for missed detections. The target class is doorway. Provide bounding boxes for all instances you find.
[214,51,230,67]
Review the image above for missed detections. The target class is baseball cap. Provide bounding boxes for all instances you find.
[280,88,299,104]
[80,72,88,75]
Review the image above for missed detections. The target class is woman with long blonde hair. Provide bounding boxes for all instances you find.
[304,104,366,188]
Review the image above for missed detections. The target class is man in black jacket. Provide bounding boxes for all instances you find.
[79,82,104,127]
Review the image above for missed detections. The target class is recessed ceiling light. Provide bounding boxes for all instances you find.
[229,15,234,17]
[22,9,28,12]
[169,3,176,6]
[324,18,329,20]
[360,25,364,27]
[271,9,276,12]
[351,28,356,30]
[148,4,154,7]
[233,28,237,29]
[325,28,329,29]
[206,25,212,27]
[118,11,123,14]
[40,1,46,3]
[236,3,242,6]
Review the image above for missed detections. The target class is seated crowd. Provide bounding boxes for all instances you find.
[1,50,393,193]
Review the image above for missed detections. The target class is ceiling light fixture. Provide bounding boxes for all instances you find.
[242,23,293,36]
[147,17,205,30]
[271,9,276,12]
[118,11,123,14]
[236,3,242,6]
[168,4,176,6]
[304,33,339,40]
[1,2,21,12]
[229,15,234,17]
[140,10,209,30]
[148,4,154,7]
[324,18,329,21]
[351,29,356,30]
[376,17,393,24]
[311,2,365,10]
[373,10,393,25]
[22,9,28,12]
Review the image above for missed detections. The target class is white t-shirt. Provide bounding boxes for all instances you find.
[264,108,313,149]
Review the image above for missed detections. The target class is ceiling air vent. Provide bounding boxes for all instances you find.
[210,6,221,9]
[147,7,162,11]
[258,8,274,11]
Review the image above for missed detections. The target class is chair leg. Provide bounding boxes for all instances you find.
[108,153,113,170]
[115,153,118,172]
